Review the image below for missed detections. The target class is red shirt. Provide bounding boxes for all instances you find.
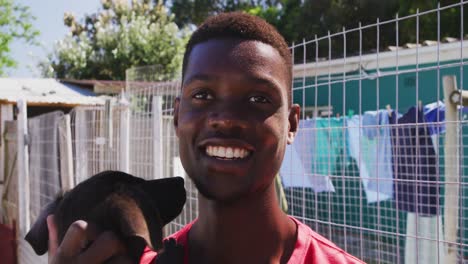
[140,216,364,264]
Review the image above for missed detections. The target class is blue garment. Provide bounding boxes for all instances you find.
[424,101,468,135]
[390,107,440,215]
[346,111,393,203]
[423,101,446,135]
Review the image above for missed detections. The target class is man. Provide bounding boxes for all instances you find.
[48,12,364,263]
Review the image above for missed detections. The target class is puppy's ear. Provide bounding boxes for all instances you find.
[142,177,186,226]
[25,196,62,255]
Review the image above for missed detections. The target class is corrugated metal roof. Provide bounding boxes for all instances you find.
[0,78,104,106]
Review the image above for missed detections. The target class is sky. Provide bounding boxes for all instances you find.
[6,0,102,78]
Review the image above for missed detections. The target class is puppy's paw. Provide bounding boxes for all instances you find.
[153,238,184,264]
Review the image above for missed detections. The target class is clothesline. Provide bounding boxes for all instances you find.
[281,101,467,214]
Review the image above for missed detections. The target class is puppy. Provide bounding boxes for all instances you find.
[25,170,186,263]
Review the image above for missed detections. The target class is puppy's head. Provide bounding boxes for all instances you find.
[25,171,186,262]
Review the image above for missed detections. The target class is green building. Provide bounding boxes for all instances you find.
[287,39,468,263]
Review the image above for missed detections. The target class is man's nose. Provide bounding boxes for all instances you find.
[207,103,249,132]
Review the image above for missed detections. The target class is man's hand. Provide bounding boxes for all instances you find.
[47,215,132,264]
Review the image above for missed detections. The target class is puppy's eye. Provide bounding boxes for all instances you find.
[249,96,270,104]
[193,91,213,100]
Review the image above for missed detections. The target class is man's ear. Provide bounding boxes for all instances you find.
[173,97,180,137]
[287,104,300,145]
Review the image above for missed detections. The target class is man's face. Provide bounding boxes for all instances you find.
[174,38,299,202]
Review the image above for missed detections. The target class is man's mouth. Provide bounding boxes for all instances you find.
[205,145,251,160]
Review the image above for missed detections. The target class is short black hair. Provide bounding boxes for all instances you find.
[182,12,292,104]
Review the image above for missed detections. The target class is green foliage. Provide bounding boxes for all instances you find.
[0,0,39,76]
[169,0,467,61]
[42,0,189,81]
[171,0,281,26]
[40,0,468,79]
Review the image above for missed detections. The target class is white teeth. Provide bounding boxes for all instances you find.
[205,146,250,159]
[216,146,224,157]
[240,149,249,158]
[233,148,240,158]
[226,148,233,158]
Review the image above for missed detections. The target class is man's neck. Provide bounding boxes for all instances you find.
[188,184,297,264]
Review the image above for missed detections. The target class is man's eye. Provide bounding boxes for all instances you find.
[193,92,213,100]
[249,96,269,103]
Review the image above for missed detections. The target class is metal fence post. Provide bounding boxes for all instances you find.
[120,94,130,173]
[152,96,163,179]
[59,114,74,190]
[16,100,29,235]
[74,109,87,184]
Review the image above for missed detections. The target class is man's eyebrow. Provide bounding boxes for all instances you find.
[183,73,284,93]
[246,76,283,93]
[183,74,218,86]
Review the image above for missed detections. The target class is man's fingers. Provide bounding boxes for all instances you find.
[57,220,90,258]
[77,231,127,264]
[47,215,59,257]
[47,221,125,264]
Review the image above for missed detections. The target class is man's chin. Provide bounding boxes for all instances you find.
[193,180,247,205]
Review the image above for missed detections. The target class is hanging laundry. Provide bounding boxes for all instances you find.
[390,106,440,215]
[424,101,446,135]
[424,101,468,135]
[281,143,308,187]
[280,119,336,192]
[302,118,345,176]
[346,111,393,203]
[404,212,445,264]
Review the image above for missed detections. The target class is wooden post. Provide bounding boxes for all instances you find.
[152,96,163,179]
[59,114,74,190]
[16,100,30,235]
[443,75,460,263]
[0,104,14,198]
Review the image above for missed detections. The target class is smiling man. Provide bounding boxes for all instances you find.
[47,12,364,264]
[141,12,364,264]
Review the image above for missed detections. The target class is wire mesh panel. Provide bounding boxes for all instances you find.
[28,111,63,229]
[14,111,66,264]
[286,2,468,263]
[125,66,198,234]
[71,103,126,184]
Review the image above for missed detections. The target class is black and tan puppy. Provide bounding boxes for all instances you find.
[25,170,186,263]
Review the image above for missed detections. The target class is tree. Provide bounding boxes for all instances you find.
[0,0,39,76]
[170,0,267,26]
[168,0,466,62]
[42,0,189,81]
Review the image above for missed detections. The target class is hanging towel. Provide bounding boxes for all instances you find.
[390,107,440,215]
[346,111,393,203]
[280,119,335,192]
[299,118,345,175]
